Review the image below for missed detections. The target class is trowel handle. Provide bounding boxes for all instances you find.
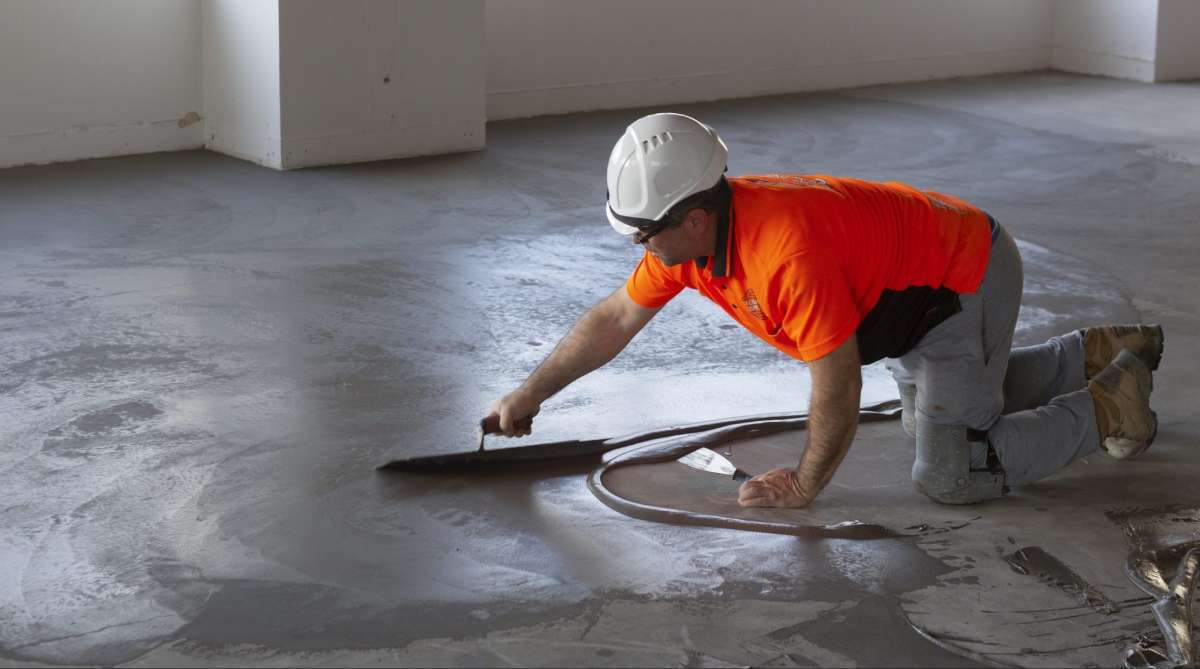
[480,414,533,435]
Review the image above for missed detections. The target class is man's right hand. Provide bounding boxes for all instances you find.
[487,389,542,437]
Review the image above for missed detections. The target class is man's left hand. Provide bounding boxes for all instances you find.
[737,467,814,508]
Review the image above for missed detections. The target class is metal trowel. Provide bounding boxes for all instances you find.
[677,447,751,482]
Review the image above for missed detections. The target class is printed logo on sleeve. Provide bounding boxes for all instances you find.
[744,289,767,321]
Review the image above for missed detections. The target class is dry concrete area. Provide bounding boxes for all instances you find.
[1,71,1198,667]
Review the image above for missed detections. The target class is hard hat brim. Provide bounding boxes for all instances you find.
[607,207,642,236]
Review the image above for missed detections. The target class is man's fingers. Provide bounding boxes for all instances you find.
[738,481,775,505]
[503,420,521,438]
[737,472,805,508]
[506,425,529,438]
[738,487,777,507]
[493,405,536,438]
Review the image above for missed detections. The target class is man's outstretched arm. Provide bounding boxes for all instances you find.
[489,287,662,436]
[738,334,863,507]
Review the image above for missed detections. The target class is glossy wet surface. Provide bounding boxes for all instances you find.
[2,72,1199,667]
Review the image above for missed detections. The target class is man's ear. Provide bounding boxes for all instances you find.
[685,207,709,232]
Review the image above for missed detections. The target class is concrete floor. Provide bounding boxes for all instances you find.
[1,71,1198,667]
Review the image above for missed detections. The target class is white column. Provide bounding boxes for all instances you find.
[1052,0,1160,82]
[1155,0,1200,81]
[276,0,485,169]
[201,0,484,170]
[202,0,283,168]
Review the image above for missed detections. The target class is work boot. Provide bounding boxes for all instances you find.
[1089,349,1157,459]
[1082,324,1164,380]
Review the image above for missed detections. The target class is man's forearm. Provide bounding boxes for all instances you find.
[795,387,861,498]
[520,299,639,402]
[736,335,863,509]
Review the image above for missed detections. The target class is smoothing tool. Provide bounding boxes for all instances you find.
[377,400,902,472]
[677,447,750,482]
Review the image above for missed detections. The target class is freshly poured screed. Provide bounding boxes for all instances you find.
[3,72,1200,669]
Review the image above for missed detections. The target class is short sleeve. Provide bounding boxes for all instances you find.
[772,254,860,361]
[625,251,684,308]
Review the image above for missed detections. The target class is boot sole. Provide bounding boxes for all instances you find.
[1147,324,1164,372]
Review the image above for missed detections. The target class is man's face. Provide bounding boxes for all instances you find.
[634,222,687,266]
[632,208,710,267]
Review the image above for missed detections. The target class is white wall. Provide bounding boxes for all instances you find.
[277,1,485,169]
[1052,0,1159,81]
[1156,0,1200,81]
[0,0,203,169]
[202,0,282,168]
[1,1,1192,171]
[485,0,1055,120]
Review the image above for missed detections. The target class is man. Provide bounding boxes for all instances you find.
[489,113,1163,508]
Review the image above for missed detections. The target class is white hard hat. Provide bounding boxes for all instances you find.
[605,113,728,236]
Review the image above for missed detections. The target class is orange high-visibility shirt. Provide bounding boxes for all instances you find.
[625,174,993,362]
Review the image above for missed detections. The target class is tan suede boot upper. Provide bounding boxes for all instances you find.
[1088,348,1157,459]
[1082,324,1164,380]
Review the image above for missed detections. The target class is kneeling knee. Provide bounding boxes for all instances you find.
[912,420,1006,505]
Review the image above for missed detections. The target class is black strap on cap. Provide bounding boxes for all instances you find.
[606,191,662,231]
[606,168,729,232]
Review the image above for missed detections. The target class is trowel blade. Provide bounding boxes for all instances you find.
[376,436,612,470]
[677,448,738,477]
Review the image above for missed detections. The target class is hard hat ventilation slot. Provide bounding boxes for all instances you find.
[640,132,675,154]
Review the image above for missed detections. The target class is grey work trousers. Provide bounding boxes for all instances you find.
[884,221,1101,492]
